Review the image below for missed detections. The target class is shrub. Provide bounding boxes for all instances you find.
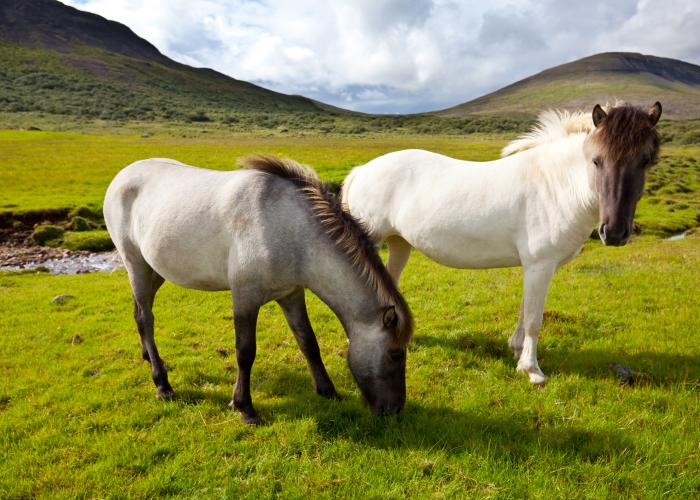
[187,111,211,122]
[680,130,700,145]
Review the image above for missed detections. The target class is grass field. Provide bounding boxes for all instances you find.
[0,131,504,213]
[1,237,700,498]
[2,132,700,498]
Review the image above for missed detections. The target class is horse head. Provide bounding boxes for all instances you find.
[586,102,662,246]
[346,305,409,416]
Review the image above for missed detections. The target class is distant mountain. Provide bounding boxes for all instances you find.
[429,53,700,120]
[0,0,354,120]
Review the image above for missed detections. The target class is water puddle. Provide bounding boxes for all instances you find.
[0,251,123,275]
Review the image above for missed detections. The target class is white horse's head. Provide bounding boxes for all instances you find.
[585,102,662,246]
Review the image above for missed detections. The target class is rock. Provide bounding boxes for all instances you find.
[52,294,74,303]
[609,363,652,386]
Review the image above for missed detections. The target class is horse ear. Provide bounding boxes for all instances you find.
[647,102,662,127]
[382,306,397,328]
[592,104,607,128]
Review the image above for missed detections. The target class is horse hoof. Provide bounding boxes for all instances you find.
[528,372,548,386]
[156,390,174,400]
[242,413,262,425]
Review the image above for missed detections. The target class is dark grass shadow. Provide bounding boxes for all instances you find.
[261,396,632,464]
[157,364,647,464]
[414,331,700,387]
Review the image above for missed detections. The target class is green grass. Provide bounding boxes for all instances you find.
[1,237,700,498]
[1,131,699,236]
[0,131,505,213]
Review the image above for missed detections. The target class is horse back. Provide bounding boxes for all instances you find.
[104,159,313,292]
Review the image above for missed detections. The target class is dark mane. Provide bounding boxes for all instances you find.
[591,104,661,164]
[239,154,413,347]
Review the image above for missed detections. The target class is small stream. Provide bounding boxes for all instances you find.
[0,251,123,275]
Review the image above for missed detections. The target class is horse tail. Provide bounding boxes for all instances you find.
[341,165,363,209]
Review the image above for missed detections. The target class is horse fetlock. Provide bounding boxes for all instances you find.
[316,384,341,400]
[155,386,174,400]
[232,397,261,424]
[508,335,523,360]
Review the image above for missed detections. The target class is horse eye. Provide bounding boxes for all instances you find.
[389,351,404,363]
[593,159,601,169]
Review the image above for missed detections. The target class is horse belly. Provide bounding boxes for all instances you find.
[142,224,232,291]
[413,229,522,269]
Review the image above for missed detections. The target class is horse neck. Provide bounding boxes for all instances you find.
[305,242,383,336]
[527,133,599,223]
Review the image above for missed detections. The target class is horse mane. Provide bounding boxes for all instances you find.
[239,154,413,348]
[501,109,593,157]
[501,102,660,162]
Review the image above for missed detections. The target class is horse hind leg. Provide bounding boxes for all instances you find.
[508,299,526,360]
[277,288,339,400]
[385,235,412,286]
[138,271,166,362]
[127,257,173,399]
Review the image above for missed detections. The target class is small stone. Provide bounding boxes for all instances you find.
[609,363,651,386]
[52,294,74,304]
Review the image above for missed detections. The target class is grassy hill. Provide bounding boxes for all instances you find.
[430,53,700,121]
[0,0,349,122]
[0,0,528,138]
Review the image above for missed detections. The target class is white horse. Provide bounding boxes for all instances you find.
[104,155,412,423]
[342,102,662,384]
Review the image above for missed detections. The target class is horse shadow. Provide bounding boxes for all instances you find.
[413,330,700,387]
[171,367,629,463]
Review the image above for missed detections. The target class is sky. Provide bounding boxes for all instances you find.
[61,0,700,114]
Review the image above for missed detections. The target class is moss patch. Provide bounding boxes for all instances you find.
[70,216,91,232]
[31,225,64,245]
[46,230,114,252]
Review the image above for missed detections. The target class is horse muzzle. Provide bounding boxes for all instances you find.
[599,222,631,247]
[370,402,404,416]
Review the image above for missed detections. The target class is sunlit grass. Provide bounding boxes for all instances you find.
[1,237,700,498]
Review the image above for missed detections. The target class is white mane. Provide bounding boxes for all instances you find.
[501,110,594,157]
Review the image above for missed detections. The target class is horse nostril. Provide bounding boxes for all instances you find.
[621,226,630,241]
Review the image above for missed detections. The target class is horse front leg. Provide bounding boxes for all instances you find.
[515,265,556,385]
[231,290,262,425]
[277,288,339,400]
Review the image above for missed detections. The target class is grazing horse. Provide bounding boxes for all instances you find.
[104,155,412,423]
[342,102,662,384]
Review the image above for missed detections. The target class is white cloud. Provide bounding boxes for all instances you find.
[61,0,700,113]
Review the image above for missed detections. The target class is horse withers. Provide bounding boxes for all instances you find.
[342,102,661,384]
[104,155,412,424]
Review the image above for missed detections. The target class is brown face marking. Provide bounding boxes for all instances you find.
[588,102,662,246]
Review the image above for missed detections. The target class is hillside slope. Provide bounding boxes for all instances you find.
[0,0,347,120]
[429,53,700,120]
